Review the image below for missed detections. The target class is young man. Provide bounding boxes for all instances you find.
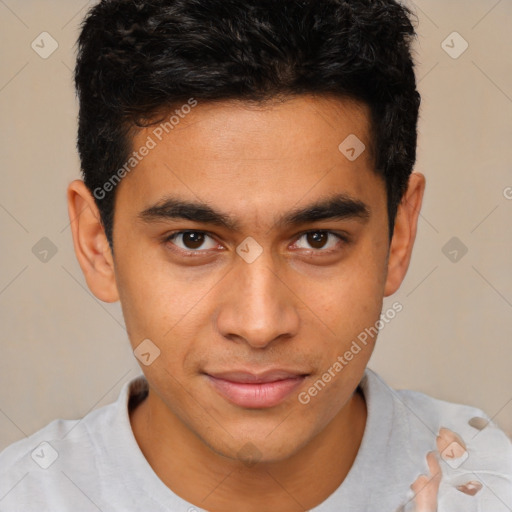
[1,0,511,510]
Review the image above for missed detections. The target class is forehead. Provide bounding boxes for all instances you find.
[115,95,383,224]
[138,95,373,160]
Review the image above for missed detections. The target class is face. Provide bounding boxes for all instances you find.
[70,95,421,464]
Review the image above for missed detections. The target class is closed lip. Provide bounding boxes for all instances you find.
[204,369,310,384]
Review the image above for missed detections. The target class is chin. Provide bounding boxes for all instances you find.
[201,425,311,466]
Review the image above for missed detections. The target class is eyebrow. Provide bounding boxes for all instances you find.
[137,193,370,231]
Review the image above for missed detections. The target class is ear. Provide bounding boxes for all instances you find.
[67,179,119,303]
[384,172,425,296]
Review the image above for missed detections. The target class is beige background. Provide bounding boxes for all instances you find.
[0,0,511,452]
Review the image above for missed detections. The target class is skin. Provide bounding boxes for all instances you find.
[67,95,425,512]
[410,451,442,512]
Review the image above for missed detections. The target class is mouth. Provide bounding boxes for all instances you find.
[204,369,310,409]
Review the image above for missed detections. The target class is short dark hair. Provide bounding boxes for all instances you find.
[75,0,420,252]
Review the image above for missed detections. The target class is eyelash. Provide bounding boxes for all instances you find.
[162,230,349,256]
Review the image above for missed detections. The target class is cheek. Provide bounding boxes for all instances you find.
[114,247,214,349]
[300,243,387,386]
[315,249,386,332]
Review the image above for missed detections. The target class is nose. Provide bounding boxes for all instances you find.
[214,250,300,349]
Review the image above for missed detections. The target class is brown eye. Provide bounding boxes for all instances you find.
[306,232,329,249]
[165,231,218,252]
[182,232,206,249]
[293,231,345,252]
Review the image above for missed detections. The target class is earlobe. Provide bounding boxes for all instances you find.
[67,179,120,303]
[384,172,425,297]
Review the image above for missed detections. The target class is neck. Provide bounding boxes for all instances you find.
[130,386,367,512]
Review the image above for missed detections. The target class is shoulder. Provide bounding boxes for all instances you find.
[0,401,117,510]
[365,368,512,462]
[362,369,512,509]
[391,377,512,508]
[396,384,512,463]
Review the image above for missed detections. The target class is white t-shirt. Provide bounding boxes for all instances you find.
[1,367,511,511]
